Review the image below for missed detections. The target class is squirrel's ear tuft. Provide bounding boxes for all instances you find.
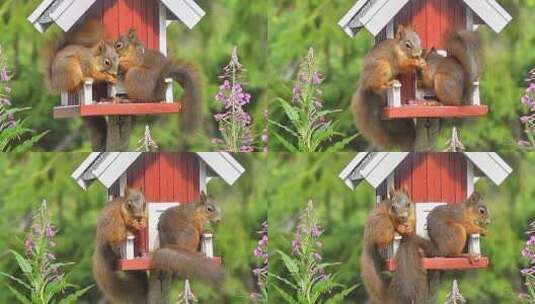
[467,191,483,205]
[396,25,405,40]
[128,29,137,41]
[95,41,104,55]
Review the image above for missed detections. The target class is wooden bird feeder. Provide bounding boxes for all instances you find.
[72,152,245,271]
[28,0,205,119]
[339,0,512,120]
[339,152,512,270]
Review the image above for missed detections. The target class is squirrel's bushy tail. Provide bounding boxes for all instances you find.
[40,34,68,92]
[361,243,391,304]
[389,235,429,304]
[152,247,224,284]
[164,59,203,134]
[446,30,482,104]
[352,85,415,150]
[92,246,148,304]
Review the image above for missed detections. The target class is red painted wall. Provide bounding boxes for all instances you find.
[378,153,467,204]
[127,153,200,203]
[87,0,160,49]
[376,0,467,104]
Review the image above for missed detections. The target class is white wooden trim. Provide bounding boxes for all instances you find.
[196,152,246,186]
[390,234,402,257]
[360,153,409,189]
[387,80,402,107]
[119,173,127,196]
[60,91,68,106]
[463,0,512,33]
[375,195,381,206]
[472,82,481,105]
[148,202,180,251]
[386,20,394,39]
[164,78,173,103]
[199,161,207,192]
[159,2,168,55]
[201,233,214,258]
[55,0,97,32]
[108,84,117,98]
[94,153,142,189]
[415,202,447,239]
[468,234,481,255]
[121,235,136,259]
[463,153,512,186]
[466,7,474,31]
[466,161,474,196]
[82,79,93,105]
[339,153,369,190]
[160,0,206,29]
[28,0,56,23]
[386,173,394,198]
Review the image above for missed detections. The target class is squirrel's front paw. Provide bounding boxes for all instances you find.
[106,75,117,85]
[464,253,482,264]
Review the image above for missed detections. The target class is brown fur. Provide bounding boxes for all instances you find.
[92,189,147,304]
[418,30,482,105]
[352,25,425,150]
[427,192,489,261]
[389,234,432,304]
[41,20,118,93]
[114,29,203,134]
[152,192,224,284]
[361,188,416,304]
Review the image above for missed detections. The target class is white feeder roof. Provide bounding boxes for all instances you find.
[339,152,512,190]
[338,0,512,37]
[72,152,245,190]
[28,0,205,33]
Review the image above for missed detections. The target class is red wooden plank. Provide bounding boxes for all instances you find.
[118,0,131,35]
[427,153,442,201]
[103,0,120,38]
[127,154,145,190]
[173,153,187,202]
[427,0,443,48]
[396,154,413,198]
[146,1,156,49]
[452,153,463,204]
[440,153,454,203]
[412,0,427,48]
[160,153,175,201]
[385,257,489,271]
[381,105,488,120]
[144,153,160,202]
[79,103,181,117]
[131,0,143,40]
[411,153,428,202]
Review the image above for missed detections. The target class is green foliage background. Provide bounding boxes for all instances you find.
[268,0,535,151]
[267,152,535,303]
[0,152,267,303]
[0,0,268,151]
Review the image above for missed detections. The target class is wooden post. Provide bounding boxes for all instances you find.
[106,116,133,151]
[148,271,172,304]
[414,118,440,151]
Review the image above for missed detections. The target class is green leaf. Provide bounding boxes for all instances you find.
[277,250,300,276]
[11,131,48,153]
[269,273,298,290]
[10,250,32,274]
[271,284,298,304]
[325,134,359,153]
[324,284,358,304]
[278,99,301,125]
[273,132,298,152]
[58,285,93,304]
[269,119,299,137]
[0,271,31,290]
[6,285,31,304]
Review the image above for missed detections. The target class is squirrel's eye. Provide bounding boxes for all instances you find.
[207,205,215,212]
[478,207,486,214]
[405,42,412,49]
[115,42,124,50]
[104,59,111,66]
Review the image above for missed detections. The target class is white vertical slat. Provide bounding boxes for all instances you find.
[472,82,481,105]
[60,91,68,106]
[201,233,214,258]
[468,234,481,255]
[386,20,394,39]
[119,173,127,196]
[159,2,168,55]
[122,235,135,259]
[148,202,180,251]
[165,78,173,103]
[387,80,402,107]
[82,79,94,105]
[199,161,207,193]
[466,7,474,31]
[466,161,474,196]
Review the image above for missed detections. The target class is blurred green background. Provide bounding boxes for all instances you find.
[0,0,268,151]
[268,0,535,151]
[268,152,535,303]
[0,152,267,303]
